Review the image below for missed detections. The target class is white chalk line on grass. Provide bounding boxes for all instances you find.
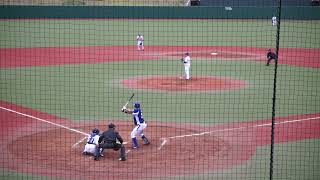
[158,116,320,150]
[0,106,89,136]
[0,106,130,148]
[0,106,90,148]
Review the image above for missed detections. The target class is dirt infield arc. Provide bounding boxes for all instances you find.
[1,46,320,68]
[1,101,320,180]
[122,75,246,92]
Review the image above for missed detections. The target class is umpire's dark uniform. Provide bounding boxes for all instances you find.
[94,123,126,161]
[266,49,277,66]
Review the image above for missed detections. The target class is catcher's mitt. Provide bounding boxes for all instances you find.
[140,42,142,46]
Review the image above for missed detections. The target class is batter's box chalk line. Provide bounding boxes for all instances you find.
[72,136,88,148]
[158,138,168,150]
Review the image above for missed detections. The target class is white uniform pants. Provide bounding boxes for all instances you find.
[184,64,190,80]
[83,143,96,154]
[131,123,147,138]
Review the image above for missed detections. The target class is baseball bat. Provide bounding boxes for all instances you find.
[123,93,135,107]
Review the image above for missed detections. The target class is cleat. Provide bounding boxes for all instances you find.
[100,154,104,157]
[142,136,150,145]
[82,152,88,155]
[94,156,99,161]
[119,157,126,161]
[144,141,150,145]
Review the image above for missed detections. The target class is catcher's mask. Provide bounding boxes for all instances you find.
[92,128,100,135]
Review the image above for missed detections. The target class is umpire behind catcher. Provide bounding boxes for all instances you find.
[94,123,126,161]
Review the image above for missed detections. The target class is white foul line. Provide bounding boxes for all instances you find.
[158,116,320,150]
[0,106,89,136]
[0,106,129,147]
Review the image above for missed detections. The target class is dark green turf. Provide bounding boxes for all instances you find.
[1,20,319,48]
[1,59,319,123]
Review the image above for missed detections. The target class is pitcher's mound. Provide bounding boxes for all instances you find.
[122,75,246,92]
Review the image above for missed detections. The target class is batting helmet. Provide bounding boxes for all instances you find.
[185,52,189,55]
[134,102,140,108]
[108,123,116,129]
[92,128,100,135]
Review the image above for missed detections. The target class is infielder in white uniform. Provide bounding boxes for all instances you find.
[181,52,191,80]
[136,33,144,51]
[272,16,277,26]
[83,128,101,156]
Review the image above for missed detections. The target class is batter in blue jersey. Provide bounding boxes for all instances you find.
[122,102,150,148]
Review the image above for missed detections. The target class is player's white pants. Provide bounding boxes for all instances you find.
[272,21,277,26]
[184,64,190,80]
[137,41,144,50]
[83,143,96,154]
[131,123,147,138]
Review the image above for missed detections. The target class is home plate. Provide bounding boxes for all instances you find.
[211,52,218,55]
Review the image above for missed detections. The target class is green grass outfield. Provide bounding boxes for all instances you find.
[1,19,319,48]
[0,19,320,180]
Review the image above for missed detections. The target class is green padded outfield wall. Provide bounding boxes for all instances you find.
[0,6,319,19]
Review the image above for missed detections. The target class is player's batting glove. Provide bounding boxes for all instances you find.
[121,106,126,112]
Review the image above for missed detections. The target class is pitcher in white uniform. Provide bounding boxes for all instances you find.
[181,52,191,80]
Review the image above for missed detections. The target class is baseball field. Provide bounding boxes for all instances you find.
[0,18,320,180]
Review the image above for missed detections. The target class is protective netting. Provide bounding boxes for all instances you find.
[0,1,319,180]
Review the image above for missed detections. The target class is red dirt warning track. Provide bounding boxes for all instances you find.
[1,101,320,180]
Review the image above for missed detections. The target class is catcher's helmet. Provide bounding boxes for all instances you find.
[108,123,116,129]
[134,102,140,108]
[92,128,100,135]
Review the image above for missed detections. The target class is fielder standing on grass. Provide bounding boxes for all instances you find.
[181,52,191,80]
[122,102,150,149]
[272,15,277,26]
[136,33,144,51]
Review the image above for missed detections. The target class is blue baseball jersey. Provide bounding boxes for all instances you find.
[132,108,145,125]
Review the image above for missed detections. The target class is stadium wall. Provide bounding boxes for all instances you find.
[0,6,319,19]
[199,0,313,7]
